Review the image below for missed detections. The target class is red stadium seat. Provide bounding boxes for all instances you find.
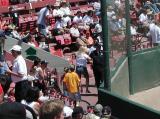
[1,0,9,7]
[49,46,63,57]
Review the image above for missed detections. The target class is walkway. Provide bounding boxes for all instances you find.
[79,64,98,111]
[129,86,160,111]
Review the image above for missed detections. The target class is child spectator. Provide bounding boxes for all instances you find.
[21,87,41,116]
[63,64,81,107]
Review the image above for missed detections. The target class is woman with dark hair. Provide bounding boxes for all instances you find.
[21,87,41,116]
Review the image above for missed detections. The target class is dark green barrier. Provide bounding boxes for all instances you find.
[132,47,160,93]
[111,57,130,97]
[98,89,160,119]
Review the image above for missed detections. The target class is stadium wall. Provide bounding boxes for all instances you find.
[132,47,160,93]
[98,89,160,119]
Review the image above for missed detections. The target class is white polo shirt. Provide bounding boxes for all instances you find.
[11,55,28,83]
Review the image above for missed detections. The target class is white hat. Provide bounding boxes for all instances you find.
[63,106,73,118]
[10,45,22,51]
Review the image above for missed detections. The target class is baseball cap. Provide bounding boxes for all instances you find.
[63,106,73,118]
[41,60,48,65]
[0,30,6,38]
[10,45,22,51]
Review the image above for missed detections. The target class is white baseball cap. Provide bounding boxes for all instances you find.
[10,45,22,51]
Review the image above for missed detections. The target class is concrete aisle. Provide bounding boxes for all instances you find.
[129,86,160,111]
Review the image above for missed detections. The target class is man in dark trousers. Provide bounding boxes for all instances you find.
[90,43,104,88]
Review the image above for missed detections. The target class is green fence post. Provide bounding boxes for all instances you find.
[100,0,111,90]
[125,0,133,94]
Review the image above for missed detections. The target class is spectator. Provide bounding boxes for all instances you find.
[144,1,159,14]
[101,106,112,119]
[0,30,5,55]
[54,16,64,30]
[27,35,36,47]
[138,9,148,24]
[75,46,92,93]
[0,102,26,119]
[53,2,64,17]
[0,55,9,75]
[60,1,72,16]
[83,10,94,26]
[0,83,4,104]
[34,60,48,94]
[37,5,52,36]
[21,87,41,115]
[90,43,104,88]
[62,14,72,28]
[8,6,19,27]
[92,0,101,16]
[148,20,160,46]
[39,99,64,119]
[93,104,103,117]
[73,11,83,24]
[7,45,30,102]
[69,22,80,41]
[109,16,121,34]
[107,6,115,20]
[61,67,69,97]
[63,64,81,107]
[72,106,84,119]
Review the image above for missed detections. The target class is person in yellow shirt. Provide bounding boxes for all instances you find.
[63,64,81,107]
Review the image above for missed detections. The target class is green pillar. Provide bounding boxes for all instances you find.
[100,0,111,90]
[125,0,133,94]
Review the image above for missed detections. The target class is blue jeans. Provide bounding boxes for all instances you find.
[37,24,47,36]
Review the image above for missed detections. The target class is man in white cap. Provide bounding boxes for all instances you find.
[7,45,29,102]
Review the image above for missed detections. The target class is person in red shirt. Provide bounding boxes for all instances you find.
[0,83,4,104]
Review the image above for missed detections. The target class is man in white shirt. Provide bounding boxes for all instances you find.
[83,10,94,25]
[7,45,29,102]
[54,16,64,29]
[148,21,160,46]
[37,5,52,36]
[73,11,83,24]
[69,23,80,38]
[62,15,71,28]
[53,2,64,17]
[60,1,72,16]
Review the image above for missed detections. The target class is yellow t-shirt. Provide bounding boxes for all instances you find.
[63,72,80,93]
